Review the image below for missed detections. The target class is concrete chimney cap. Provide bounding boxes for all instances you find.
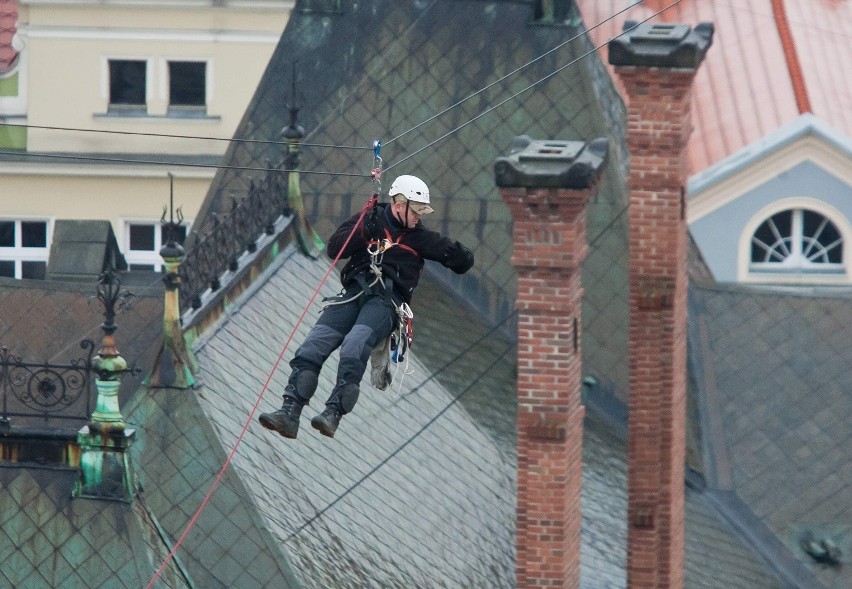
[494,135,608,189]
[608,21,714,69]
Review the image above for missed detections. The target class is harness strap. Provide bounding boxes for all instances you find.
[368,228,422,260]
[355,273,376,298]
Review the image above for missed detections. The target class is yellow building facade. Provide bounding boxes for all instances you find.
[0,0,292,277]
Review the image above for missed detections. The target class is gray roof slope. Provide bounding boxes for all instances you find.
[195,0,631,399]
[0,468,189,589]
[125,386,301,589]
[190,244,515,588]
[141,232,788,587]
[168,1,801,584]
[404,273,517,454]
[46,220,126,283]
[689,282,852,588]
[581,413,790,589]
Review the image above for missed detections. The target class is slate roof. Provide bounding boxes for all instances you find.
[192,245,515,587]
[46,220,127,283]
[6,1,849,587]
[124,383,302,588]
[148,1,804,586]
[581,412,789,589]
[689,282,852,587]
[0,465,190,588]
[124,234,790,588]
[0,273,185,589]
[0,275,163,426]
[194,0,632,412]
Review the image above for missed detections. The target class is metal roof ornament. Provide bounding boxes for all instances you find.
[74,269,138,501]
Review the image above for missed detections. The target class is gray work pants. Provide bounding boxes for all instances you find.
[287,284,397,412]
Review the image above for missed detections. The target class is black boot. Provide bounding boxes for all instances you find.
[311,379,358,438]
[310,406,343,438]
[258,395,305,439]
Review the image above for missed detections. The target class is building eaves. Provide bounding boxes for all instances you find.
[687,113,852,198]
[0,151,221,178]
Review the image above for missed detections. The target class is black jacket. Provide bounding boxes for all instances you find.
[328,203,474,303]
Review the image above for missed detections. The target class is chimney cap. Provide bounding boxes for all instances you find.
[608,21,714,69]
[494,135,608,189]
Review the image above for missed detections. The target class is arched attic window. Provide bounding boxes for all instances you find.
[745,202,850,283]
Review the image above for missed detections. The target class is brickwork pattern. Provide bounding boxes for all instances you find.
[619,66,698,589]
[503,186,594,589]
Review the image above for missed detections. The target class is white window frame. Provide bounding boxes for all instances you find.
[160,57,212,114]
[122,218,192,272]
[0,218,52,279]
[99,55,214,117]
[101,56,154,114]
[738,197,851,284]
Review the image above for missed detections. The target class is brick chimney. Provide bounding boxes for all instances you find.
[609,22,713,589]
[495,135,608,589]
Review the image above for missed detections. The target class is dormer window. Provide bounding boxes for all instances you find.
[750,208,843,274]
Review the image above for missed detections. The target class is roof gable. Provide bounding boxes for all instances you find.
[688,114,852,223]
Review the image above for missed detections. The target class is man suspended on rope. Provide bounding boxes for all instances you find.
[259,174,475,439]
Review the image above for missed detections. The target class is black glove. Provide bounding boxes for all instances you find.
[445,240,474,274]
[363,207,382,240]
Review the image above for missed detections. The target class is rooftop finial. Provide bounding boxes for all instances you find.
[94,268,134,353]
[75,269,137,502]
[280,61,324,259]
[283,62,305,141]
[160,173,185,257]
[149,174,197,389]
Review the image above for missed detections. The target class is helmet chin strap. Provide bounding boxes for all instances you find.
[394,200,412,228]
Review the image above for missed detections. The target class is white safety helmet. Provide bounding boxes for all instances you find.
[389,175,434,215]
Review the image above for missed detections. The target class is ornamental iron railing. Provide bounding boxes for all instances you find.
[0,340,96,428]
[179,167,291,312]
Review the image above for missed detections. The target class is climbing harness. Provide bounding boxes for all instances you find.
[365,231,417,396]
[325,228,417,359]
[322,138,418,394]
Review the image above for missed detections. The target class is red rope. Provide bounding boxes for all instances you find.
[145,195,376,589]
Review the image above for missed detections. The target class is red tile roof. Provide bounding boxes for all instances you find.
[576,0,852,174]
[0,0,18,73]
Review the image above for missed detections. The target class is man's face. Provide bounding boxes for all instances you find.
[391,200,421,228]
